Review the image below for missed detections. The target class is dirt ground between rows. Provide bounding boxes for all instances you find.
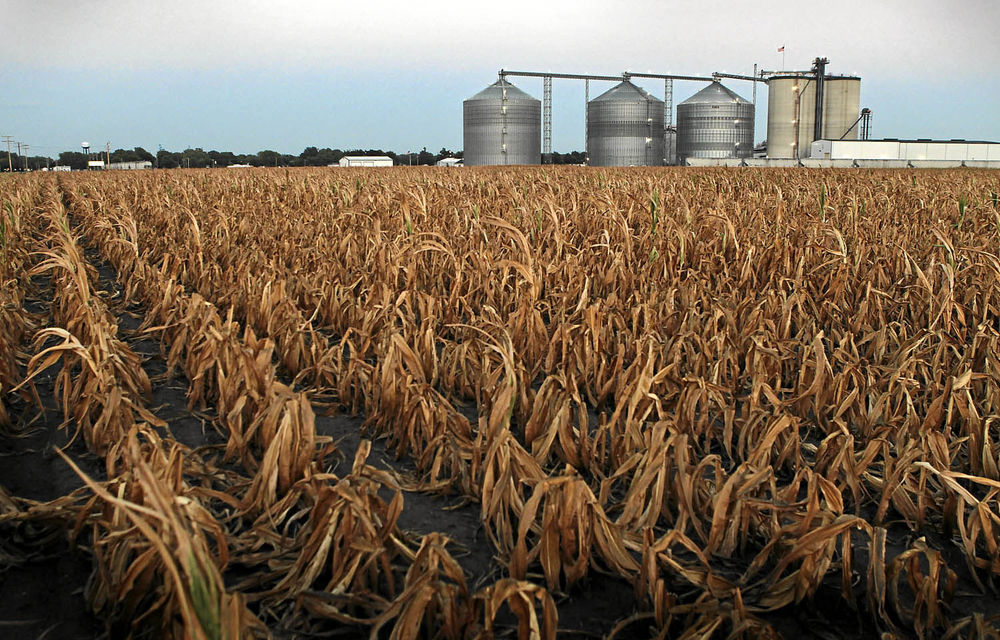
[0,246,647,639]
[2,220,999,639]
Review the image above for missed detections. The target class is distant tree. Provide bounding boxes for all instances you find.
[110,148,134,163]
[5,153,51,171]
[299,147,319,164]
[57,151,88,170]
[255,150,281,167]
[28,156,53,170]
[551,151,586,165]
[156,149,181,169]
[178,148,212,168]
[49,143,472,170]
[298,148,342,166]
[209,150,237,166]
[109,147,155,164]
[434,148,457,163]
[310,148,339,165]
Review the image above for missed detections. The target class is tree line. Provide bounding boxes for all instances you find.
[3,146,588,171]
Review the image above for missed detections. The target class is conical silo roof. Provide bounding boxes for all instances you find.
[587,80,664,166]
[463,77,541,166]
[679,81,750,105]
[591,80,662,103]
[466,79,539,102]
[676,81,754,162]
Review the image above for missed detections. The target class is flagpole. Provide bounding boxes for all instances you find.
[782,47,786,70]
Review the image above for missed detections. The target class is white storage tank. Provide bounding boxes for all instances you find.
[766,74,860,158]
[822,77,862,142]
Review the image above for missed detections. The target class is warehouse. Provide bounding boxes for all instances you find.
[107,160,153,170]
[810,139,1000,165]
[338,156,393,167]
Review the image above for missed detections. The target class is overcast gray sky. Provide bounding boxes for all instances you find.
[3,0,999,155]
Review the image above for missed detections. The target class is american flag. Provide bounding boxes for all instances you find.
[777,46,785,52]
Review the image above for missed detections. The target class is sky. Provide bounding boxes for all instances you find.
[2,0,999,157]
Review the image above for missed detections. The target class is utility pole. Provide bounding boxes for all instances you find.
[2,135,12,172]
[22,145,29,171]
[106,141,111,166]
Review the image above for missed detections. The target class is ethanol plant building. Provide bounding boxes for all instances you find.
[458,56,998,167]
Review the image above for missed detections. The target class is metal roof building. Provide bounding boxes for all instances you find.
[338,156,394,167]
[107,160,153,170]
[810,139,1000,163]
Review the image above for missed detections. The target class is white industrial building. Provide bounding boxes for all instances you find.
[810,139,1000,164]
[685,138,1000,168]
[337,156,393,167]
[436,157,463,167]
[107,160,153,170]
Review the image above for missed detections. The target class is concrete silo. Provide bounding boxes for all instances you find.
[822,77,862,142]
[676,81,754,163]
[587,81,664,166]
[766,73,860,158]
[463,79,541,166]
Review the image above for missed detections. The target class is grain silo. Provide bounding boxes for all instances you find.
[766,74,860,158]
[675,82,753,163]
[587,81,664,166]
[463,79,541,166]
[821,77,862,142]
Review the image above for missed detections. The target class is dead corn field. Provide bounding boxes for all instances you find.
[2,166,1000,639]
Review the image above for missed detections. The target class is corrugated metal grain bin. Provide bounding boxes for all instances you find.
[676,82,753,162]
[587,81,664,166]
[463,79,541,166]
